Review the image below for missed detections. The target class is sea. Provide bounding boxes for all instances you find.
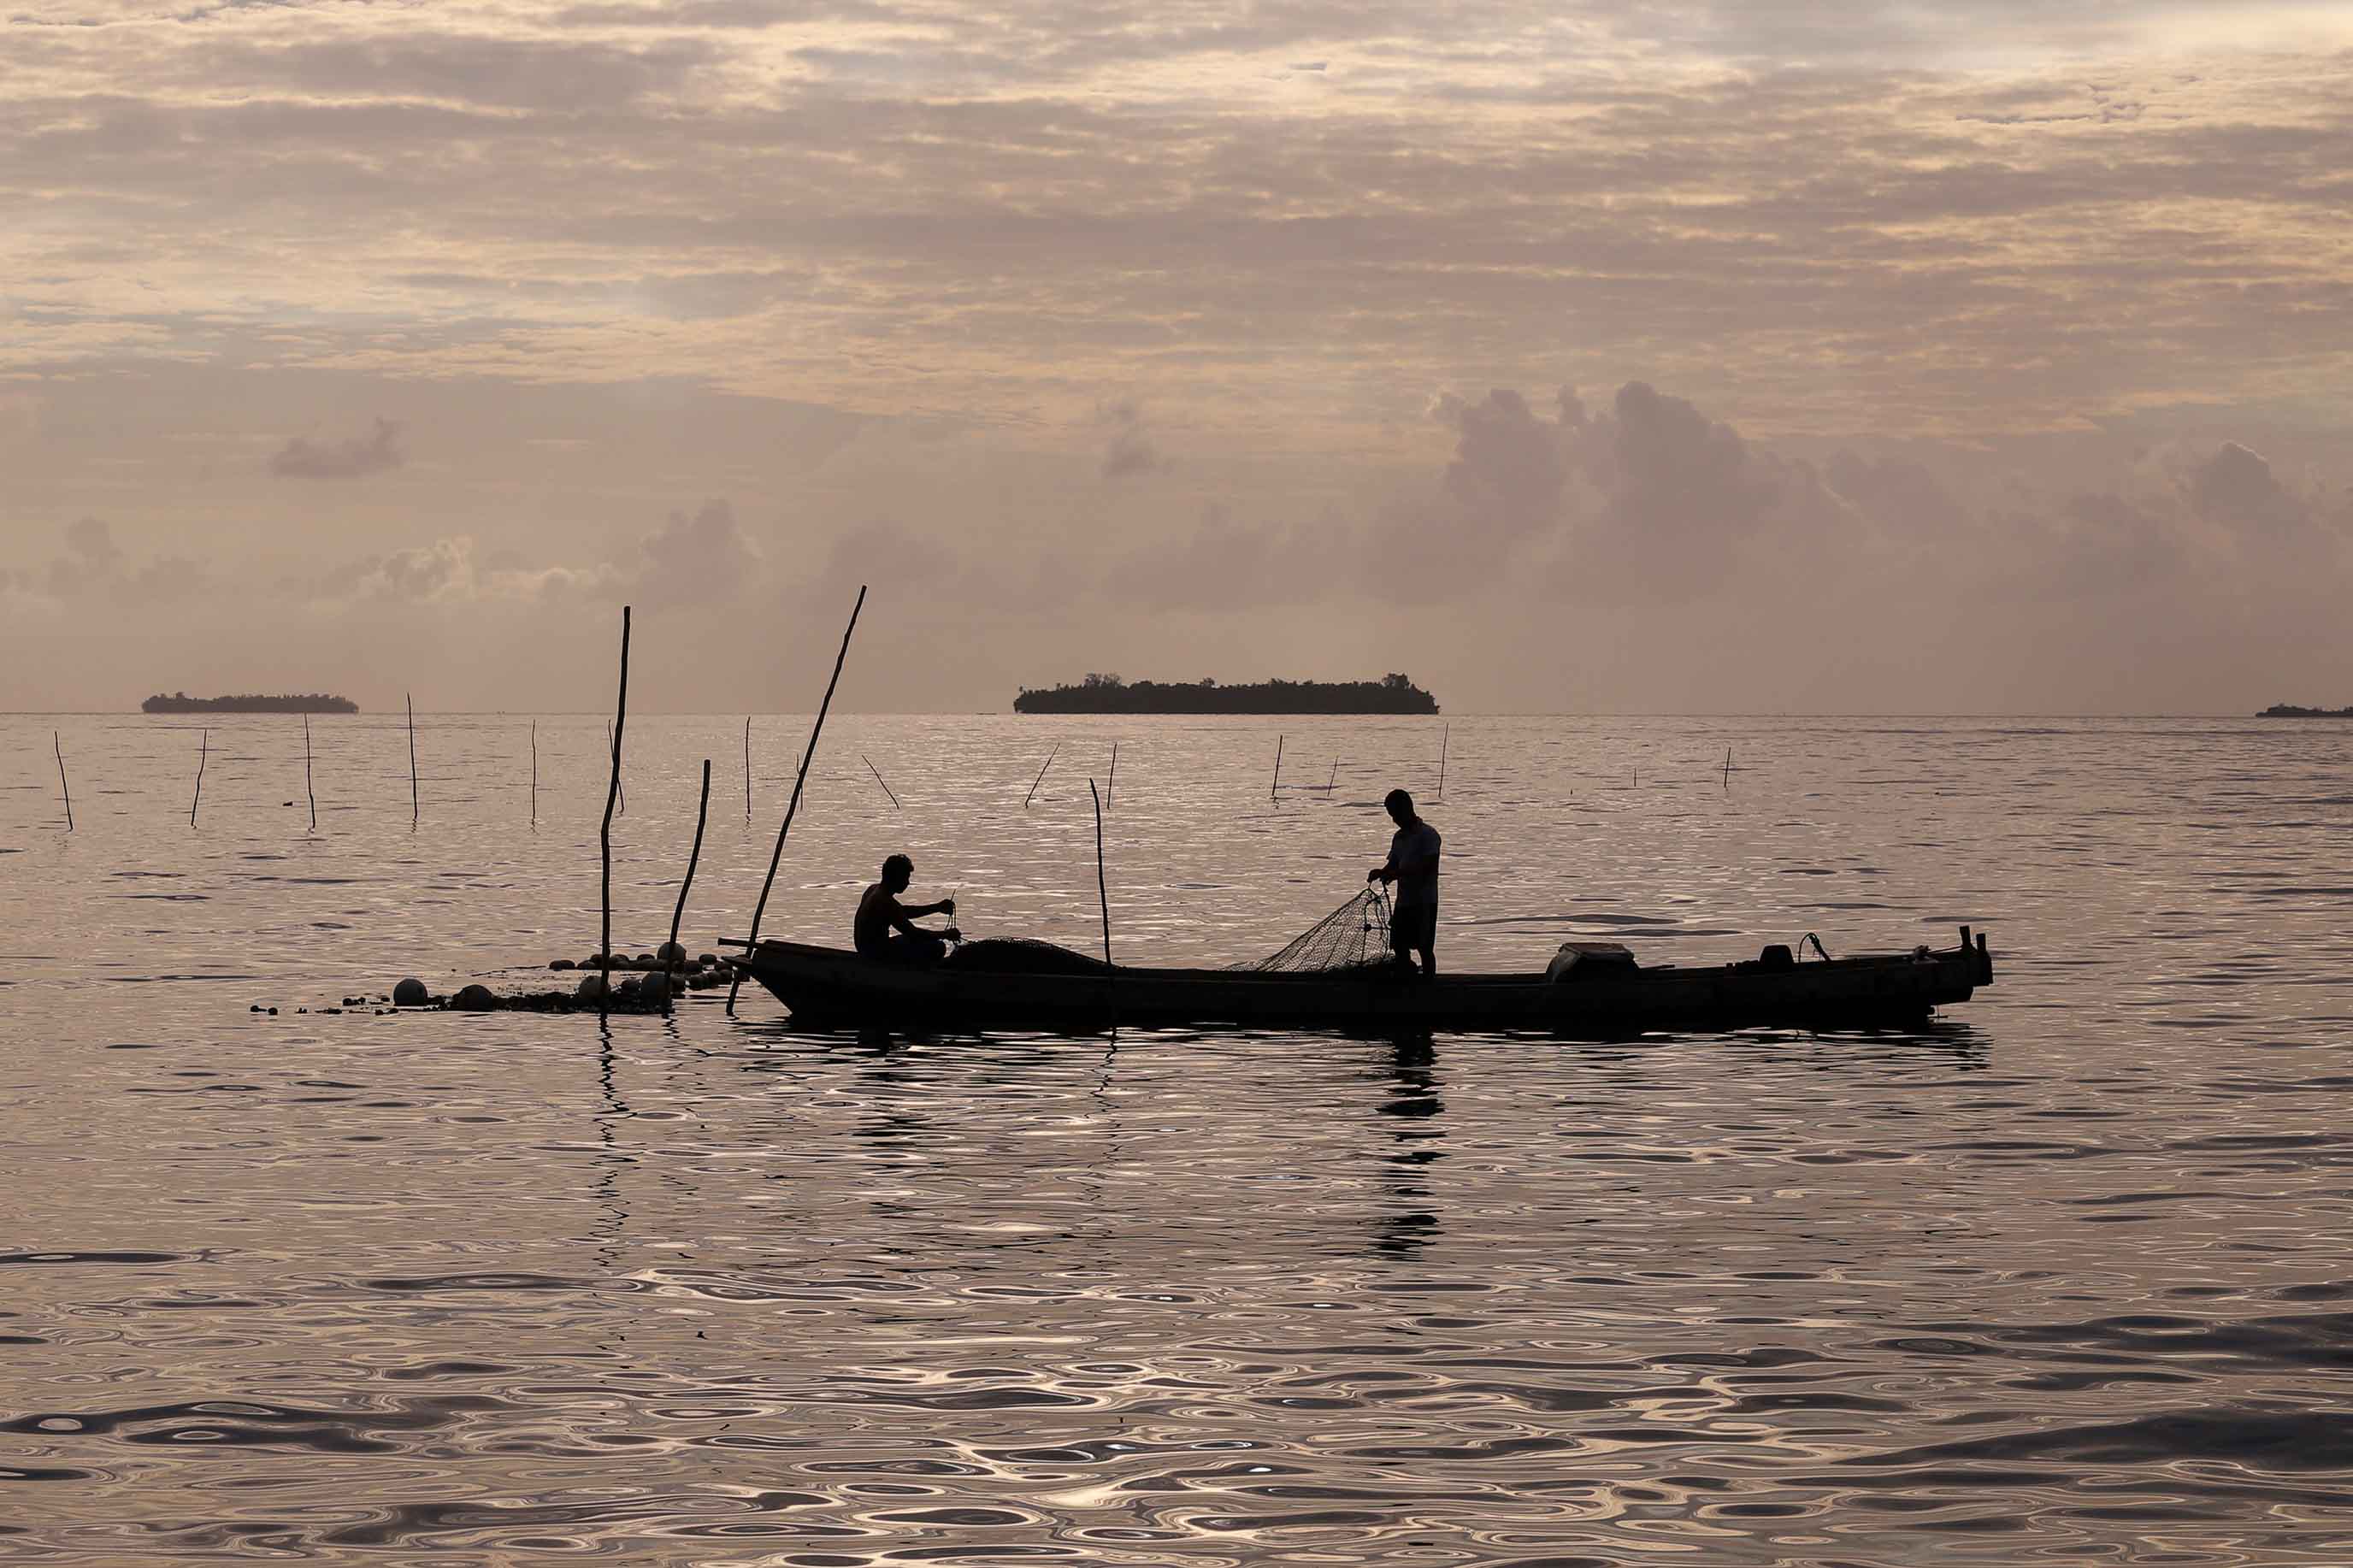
[2,711,2349,1565]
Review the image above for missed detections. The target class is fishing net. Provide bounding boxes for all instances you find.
[937,887,1397,976]
[941,937,1109,975]
[1235,886,1395,973]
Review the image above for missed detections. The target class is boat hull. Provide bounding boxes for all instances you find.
[734,934,1993,1034]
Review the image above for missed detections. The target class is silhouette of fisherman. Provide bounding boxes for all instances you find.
[1368,788,1441,975]
[855,854,959,964]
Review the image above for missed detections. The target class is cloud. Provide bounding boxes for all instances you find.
[1100,402,1164,480]
[2186,440,2306,533]
[358,536,475,601]
[1106,502,1336,610]
[634,498,760,603]
[269,418,406,480]
[45,517,122,596]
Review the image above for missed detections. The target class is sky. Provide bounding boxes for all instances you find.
[3,0,2350,713]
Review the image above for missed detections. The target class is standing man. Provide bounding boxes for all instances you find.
[1368,788,1442,976]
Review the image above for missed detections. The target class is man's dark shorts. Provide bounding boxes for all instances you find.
[1389,900,1436,957]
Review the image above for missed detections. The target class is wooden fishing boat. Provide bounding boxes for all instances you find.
[728,928,1994,1033]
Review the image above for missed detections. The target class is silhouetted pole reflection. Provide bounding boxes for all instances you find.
[1371,1034,1445,1260]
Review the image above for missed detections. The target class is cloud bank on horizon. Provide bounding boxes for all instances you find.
[3,0,2349,711]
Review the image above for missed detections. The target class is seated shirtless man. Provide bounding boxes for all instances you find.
[855,854,958,964]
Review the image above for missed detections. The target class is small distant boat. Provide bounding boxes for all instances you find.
[730,928,1994,1033]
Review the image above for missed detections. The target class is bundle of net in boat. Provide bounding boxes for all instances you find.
[1234,886,1395,974]
[941,937,1110,976]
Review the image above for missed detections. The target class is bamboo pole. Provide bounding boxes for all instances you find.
[1436,725,1448,801]
[54,732,72,832]
[405,693,418,828]
[743,717,752,821]
[669,757,711,953]
[1271,734,1283,800]
[191,728,208,827]
[606,722,625,816]
[1724,747,1731,789]
[1328,757,1338,794]
[1089,777,1112,970]
[304,715,316,832]
[529,721,538,828]
[863,753,900,810]
[599,606,632,1020]
[728,586,867,1016]
[1024,743,1056,809]
[1106,741,1118,810]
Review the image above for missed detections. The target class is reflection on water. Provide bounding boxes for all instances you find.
[3,713,2351,1563]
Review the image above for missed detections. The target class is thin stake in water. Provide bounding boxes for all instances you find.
[304,715,316,832]
[405,693,419,828]
[191,728,208,827]
[1106,741,1118,810]
[743,717,752,821]
[728,586,867,1016]
[669,758,711,954]
[1328,757,1338,794]
[1089,777,1112,970]
[606,722,625,816]
[1025,744,1057,809]
[863,753,900,810]
[599,606,632,1020]
[529,721,538,828]
[1271,734,1283,800]
[54,731,72,832]
[1724,747,1732,789]
[1436,725,1448,800]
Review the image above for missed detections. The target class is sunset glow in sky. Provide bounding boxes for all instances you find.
[4,0,2350,711]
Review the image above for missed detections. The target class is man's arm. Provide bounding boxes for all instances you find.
[892,896,957,934]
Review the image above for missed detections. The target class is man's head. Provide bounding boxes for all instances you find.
[1384,788,1415,827]
[881,853,913,891]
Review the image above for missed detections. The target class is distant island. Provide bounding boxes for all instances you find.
[142,693,358,714]
[2258,704,2353,718]
[1016,674,1439,715]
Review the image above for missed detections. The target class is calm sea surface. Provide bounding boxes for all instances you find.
[3,713,2350,1565]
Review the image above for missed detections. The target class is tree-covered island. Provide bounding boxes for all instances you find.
[1015,674,1439,715]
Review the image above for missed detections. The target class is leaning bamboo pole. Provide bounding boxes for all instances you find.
[1024,744,1056,809]
[1089,778,1112,970]
[863,753,900,810]
[53,732,72,832]
[727,587,867,1016]
[599,607,632,1019]
[190,729,208,827]
[304,715,316,831]
[669,758,711,955]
